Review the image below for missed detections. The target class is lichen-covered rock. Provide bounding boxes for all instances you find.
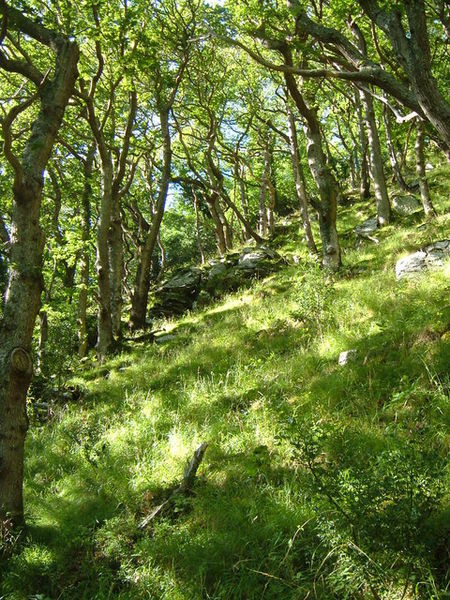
[355,217,378,237]
[237,246,281,274]
[395,240,450,280]
[151,246,285,317]
[151,267,203,316]
[392,195,422,216]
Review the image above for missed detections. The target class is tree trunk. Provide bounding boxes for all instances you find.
[129,107,171,331]
[356,92,371,199]
[415,120,436,217]
[216,199,233,250]
[222,191,262,244]
[207,194,228,256]
[0,7,79,525]
[350,23,391,224]
[267,181,275,236]
[287,105,317,253]
[258,144,270,237]
[108,191,123,338]
[282,48,341,269]
[193,191,206,264]
[0,183,42,526]
[382,104,411,191]
[78,146,95,358]
[305,125,342,270]
[235,162,251,239]
[358,0,450,148]
[96,159,115,358]
[360,88,391,225]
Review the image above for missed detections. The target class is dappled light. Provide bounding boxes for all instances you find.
[0,1,449,598]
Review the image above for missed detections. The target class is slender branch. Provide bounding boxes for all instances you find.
[1,95,36,181]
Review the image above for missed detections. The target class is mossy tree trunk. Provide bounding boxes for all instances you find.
[0,5,79,527]
[78,146,95,358]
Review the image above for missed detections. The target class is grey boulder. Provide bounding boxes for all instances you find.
[396,240,450,279]
[392,195,422,216]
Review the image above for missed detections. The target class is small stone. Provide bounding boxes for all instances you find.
[339,349,357,365]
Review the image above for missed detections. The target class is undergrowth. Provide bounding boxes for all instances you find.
[1,167,449,599]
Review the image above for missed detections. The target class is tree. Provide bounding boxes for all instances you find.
[0,2,78,526]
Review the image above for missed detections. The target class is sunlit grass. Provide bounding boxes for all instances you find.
[1,165,449,599]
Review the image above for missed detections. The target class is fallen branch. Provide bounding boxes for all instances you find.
[122,329,164,343]
[139,442,208,528]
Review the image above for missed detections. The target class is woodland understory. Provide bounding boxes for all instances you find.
[0,0,449,598]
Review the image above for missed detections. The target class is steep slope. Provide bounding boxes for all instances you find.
[1,166,449,600]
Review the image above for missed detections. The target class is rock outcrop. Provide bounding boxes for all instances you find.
[395,240,450,280]
[150,246,285,318]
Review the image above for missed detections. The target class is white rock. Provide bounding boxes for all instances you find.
[339,349,357,365]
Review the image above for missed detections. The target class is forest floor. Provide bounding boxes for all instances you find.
[1,165,450,599]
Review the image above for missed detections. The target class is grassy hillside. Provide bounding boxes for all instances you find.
[1,167,449,599]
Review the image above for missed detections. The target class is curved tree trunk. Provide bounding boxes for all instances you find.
[358,0,450,148]
[207,193,228,256]
[0,6,79,526]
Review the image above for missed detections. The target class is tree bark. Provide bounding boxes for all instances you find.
[286,105,317,253]
[358,0,450,148]
[415,120,436,217]
[0,6,79,526]
[258,143,270,237]
[193,190,206,264]
[282,47,341,269]
[78,146,95,358]
[96,159,115,357]
[356,92,370,199]
[360,88,391,225]
[350,22,391,224]
[382,104,411,192]
[130,107,171,331]
[207,193,228,256]
[108,190,123,338]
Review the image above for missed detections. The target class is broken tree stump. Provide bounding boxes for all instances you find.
[139,442,208,529]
